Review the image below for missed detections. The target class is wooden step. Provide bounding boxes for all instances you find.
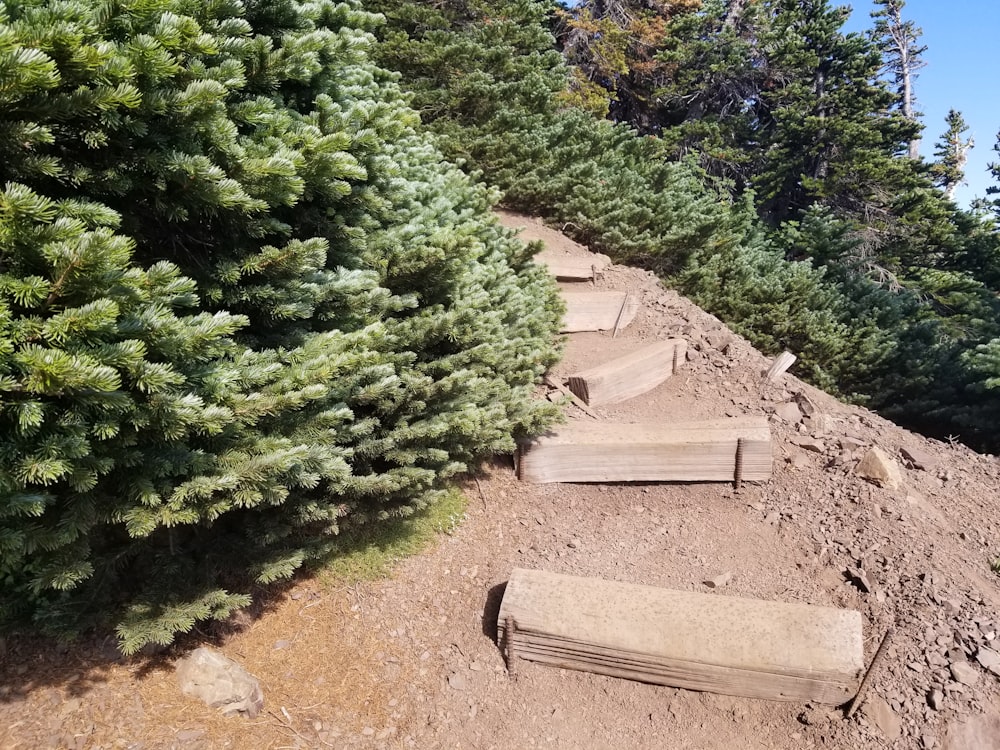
[518,418,771,484]
[567,340,686,406]
[498,568,863,704]
[560,291,639,333]
[536,253,607,281]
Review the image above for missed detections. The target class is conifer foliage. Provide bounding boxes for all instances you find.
[0,0,560,651]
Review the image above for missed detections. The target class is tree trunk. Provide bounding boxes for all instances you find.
[723,0,749,29]
[900,46,920,159]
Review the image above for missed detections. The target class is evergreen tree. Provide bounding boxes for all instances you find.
[753,0,918,223]
[931,111,974,199]
[653,0,768,186]
[871,0,926,159]
[555,0,698,129]
[0,0,561,651]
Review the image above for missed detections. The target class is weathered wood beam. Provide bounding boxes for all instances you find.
[498,568,863,704]
[518,418,772,484]
[567,340,686,406]
[561,291,640,333]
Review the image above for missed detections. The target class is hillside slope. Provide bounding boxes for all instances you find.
[1,214,999,750]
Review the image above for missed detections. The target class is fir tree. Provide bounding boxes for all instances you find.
[753,0,918,223]
[0,0,561,651]
[931,111,974,199]
[871,0,926,159]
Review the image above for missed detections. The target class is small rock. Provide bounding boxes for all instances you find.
[175,647,263,718]
[855,448,903,489]
[704,330,734,351]
[567,538,580,549]
[791,438,825,453]
[805,414,830,433]
[789,453,810,469]
[855,569,874,593]
[273,640,292,650]
[797,706,833,726]
[928,689,944,711]
[175,729,206,743]
[704,572,732,589]
[950,660,979,687]
[840,437,865,452]
[862,696,901,740]
[447,673,467,691]
[774,402,803,423]
[976,646,1000,677]
[901,446,937,471]
[793,392,817,417]
[942,713,1000,750]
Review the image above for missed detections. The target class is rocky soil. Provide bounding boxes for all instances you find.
[1,211,999,750]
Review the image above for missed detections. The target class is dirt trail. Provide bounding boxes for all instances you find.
[2,212,1000,750]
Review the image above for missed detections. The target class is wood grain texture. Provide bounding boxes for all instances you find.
[560,291,640,333]
[567,340,686,406]
[518,418,772,484]
[497,568,864,704]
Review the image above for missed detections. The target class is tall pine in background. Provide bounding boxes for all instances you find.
[0,0,561,651]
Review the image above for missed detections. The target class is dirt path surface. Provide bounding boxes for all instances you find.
[3,212,1000,750]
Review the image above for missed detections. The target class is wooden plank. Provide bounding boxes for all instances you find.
[561,291,640,333]
[567,340,687,406]
[497,568,863,704]
[765,351,797,382]
[518,418,771,484]
[536,254,605,282]
[610,292,630,338]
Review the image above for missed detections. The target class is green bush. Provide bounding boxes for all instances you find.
[0,0,560,652]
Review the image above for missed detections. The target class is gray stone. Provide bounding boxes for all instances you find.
[175,647,263,718]
[901,446,938,471]
[943,714,1000,750]
[704,571,732,589]
[791,438,825,453]
[840,437,865,452]
[805,414,830,434]
[976,646,1000,677]
[447,673,467,691]
[790,453,810,469]
[855,569,874,593]
[704,330,734,351]
[774,402,803,423]
[855,448,904,489]
[793,392,817,417]
[949,661,979,687]
[862,696,901,740]
[928,689,944,711]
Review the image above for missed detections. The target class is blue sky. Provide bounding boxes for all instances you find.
[844,1,1000,206]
